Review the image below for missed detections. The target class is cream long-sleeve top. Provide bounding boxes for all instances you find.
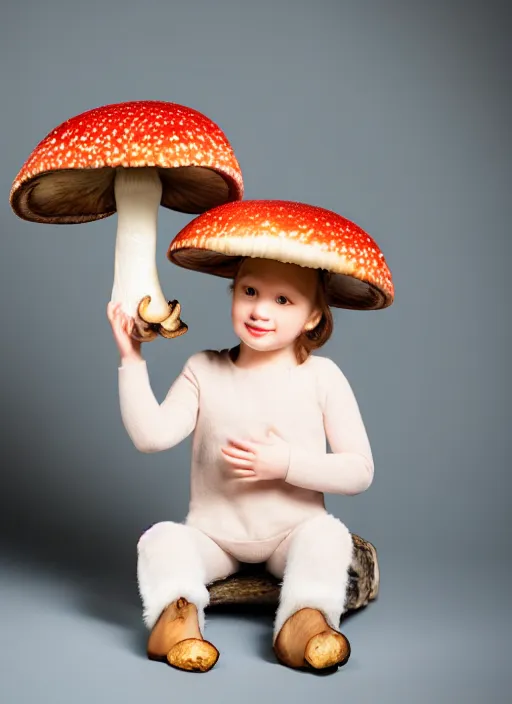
[118,348,374,543]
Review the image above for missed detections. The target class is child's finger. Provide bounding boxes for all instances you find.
[232,469,257,479]
[226,437,257,453]
[222,453,253,469]
[222,446,254,460]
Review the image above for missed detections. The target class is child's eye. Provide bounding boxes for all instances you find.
[276,295,289,305]
[244,287,256,296]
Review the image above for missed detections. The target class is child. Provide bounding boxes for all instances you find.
[107,253,378,673]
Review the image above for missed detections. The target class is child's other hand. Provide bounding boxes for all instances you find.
[106,301,142,364]
[221,427,290,481]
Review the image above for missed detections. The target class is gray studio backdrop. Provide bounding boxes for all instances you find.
[0,0,510,700]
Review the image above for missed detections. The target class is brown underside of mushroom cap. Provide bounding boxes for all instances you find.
[167,200,394,310]
[10,101,244,223]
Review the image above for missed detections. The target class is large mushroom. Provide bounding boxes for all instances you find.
[9,100,244,340]
[167,200,394,310]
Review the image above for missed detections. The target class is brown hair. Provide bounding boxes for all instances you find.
[229,262,333,365]
[294,269,333,364]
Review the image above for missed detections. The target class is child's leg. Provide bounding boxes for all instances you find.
[266,513,353,668]
[137,521,239,634]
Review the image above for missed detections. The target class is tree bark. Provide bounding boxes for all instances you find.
[207,533,379,612]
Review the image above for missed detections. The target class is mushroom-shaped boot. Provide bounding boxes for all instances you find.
[10,100,244,341]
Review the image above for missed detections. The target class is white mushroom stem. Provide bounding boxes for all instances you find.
[110,167,173,333]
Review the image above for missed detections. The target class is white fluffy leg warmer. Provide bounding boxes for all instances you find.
[137,522,211,632]
[272,513,354,644]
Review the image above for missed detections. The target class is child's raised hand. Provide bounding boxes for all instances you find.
[106,301,142,363]
[221,427,290,482]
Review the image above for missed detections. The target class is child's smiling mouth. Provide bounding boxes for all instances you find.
[245,324,274,336]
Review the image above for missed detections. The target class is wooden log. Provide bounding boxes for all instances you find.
[207,533,379,612]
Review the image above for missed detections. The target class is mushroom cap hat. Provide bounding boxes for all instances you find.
[10,100,244,224]
[168,200,394,310]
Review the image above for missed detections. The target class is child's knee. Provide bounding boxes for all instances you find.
[290,513,353,564]
[300,513,351,542]
[137,520,184,554]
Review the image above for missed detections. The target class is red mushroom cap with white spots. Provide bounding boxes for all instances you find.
[167,200,394,310]
[9,100,244,223]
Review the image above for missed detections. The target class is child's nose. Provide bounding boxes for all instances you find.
[250,301,271,320]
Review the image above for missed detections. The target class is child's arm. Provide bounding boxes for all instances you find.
[107,302,199,453]
[284,359,374,495]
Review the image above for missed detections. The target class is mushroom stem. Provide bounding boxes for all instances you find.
[111,167,172,337]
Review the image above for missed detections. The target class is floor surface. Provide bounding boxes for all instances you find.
[0,547,507,704]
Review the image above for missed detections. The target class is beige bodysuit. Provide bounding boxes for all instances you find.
[118,347,374,550]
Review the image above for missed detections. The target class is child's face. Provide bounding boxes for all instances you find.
[231,258,320,354]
